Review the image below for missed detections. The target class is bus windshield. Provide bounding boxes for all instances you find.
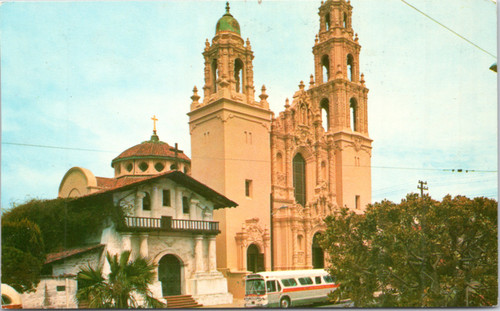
[245,278,266,295]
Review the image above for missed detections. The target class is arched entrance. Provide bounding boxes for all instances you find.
[158,254,182,296]
[247,244,264,273]
[312,233,325,269]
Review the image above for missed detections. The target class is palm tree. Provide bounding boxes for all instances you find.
[76,250,166,308]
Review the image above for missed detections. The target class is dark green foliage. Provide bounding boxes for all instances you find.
[2,245,43,293]
[76,251,166,308]
[2,195,121,253]
[2,218,45,260]
[1,218,45,293]
[322,194,498,307]
[1,195,123,293]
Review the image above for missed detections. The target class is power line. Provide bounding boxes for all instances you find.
[2,142,117,153]
[400,0,497,59]
[4,141,497,173]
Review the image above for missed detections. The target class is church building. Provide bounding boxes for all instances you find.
[22,130,235,308]
[189,0,372,298]
[21,0,372,307]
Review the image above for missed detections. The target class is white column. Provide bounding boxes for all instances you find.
[175,187,183,218]
[151,186,159,215]
[208,236,217,272]
[122,233,132,251]
[139,234,149,259]
[190,199,199,220]
[194,235,205,273]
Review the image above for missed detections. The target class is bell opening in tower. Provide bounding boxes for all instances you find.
[321,55,330,83]
[234,58,244,93]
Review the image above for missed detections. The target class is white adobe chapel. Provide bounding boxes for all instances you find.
[21,130,235,308]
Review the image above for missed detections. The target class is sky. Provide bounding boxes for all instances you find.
[1,0,497,210]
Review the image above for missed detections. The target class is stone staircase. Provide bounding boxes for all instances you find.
[164,295,203,308]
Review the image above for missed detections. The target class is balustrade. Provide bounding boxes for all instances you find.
[123,216,219,233]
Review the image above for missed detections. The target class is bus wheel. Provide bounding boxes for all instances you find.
[280,297,291,308]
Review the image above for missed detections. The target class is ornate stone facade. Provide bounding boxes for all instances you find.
[189,0,372,299]
[271,0,372,272]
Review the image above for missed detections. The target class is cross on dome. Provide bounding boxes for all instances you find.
[151,115,158,133]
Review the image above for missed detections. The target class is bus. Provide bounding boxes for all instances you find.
[244,269,338,308]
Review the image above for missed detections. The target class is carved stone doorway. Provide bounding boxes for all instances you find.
[247,244,264,273]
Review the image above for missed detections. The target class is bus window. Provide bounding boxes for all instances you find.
[266,280,277,293]
[298,277,313,285]
[246,278,266,295]
[315,276,322,284]
[323,275,334,283]
[281,278,297,287]
[277,282,281,292]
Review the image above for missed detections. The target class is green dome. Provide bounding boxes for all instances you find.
[216,2,240,35]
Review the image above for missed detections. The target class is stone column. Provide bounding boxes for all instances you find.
[122,233,132,251]
[194,235,205,274]
[175,187,183,218]
[136,193,145,216]
[151,186,159,214]
[208,236,217,272]
[139,234,149,259]
[190,199,199,220]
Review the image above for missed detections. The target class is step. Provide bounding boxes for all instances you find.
[164,295,202,308]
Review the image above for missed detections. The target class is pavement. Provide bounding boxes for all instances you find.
[200,299,245,309]
[200,299,352,309]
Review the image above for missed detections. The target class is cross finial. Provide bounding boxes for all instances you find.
[226,2,230,13]
[151,115,158,133]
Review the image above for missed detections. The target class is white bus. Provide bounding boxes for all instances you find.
[244,269,338,308]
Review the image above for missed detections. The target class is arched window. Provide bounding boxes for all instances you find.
[350,98,358,131]
[293,153,306,207]
[247,244,264,273]
[312,232,324,268]
[325,13,331,30]
[320,98,329,131]
[347,54,354,81]
[276,152,283,173]
[211,59,218,92]
[343,12,347,28]
[234,58,244,93]
[321,55,330,83]
[143,192,151,211]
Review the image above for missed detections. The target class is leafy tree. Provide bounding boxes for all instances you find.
[1,219,45,292]
[76,251,166,308]
[322,194,497,307]
[2,196,120,253]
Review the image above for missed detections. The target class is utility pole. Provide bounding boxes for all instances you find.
[417,180,428,197]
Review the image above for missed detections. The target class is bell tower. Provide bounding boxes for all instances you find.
[309,0,372,211]
[199,2,257,107]
[188,2,273,299]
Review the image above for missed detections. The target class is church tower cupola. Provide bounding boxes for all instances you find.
[310,0,367,134]
[215,2,241,35]
[198,2,261,107]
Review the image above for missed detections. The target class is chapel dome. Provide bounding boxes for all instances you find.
[111,132,191,177]
[216,2,240,35]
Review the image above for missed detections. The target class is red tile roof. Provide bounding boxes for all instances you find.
[45,244,105,264]
[96,177,116,189]
[95,175,155,192]
[82,171,238,209]
[112,135,190,164]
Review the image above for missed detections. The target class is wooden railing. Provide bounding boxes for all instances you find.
[123,216,219,233]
